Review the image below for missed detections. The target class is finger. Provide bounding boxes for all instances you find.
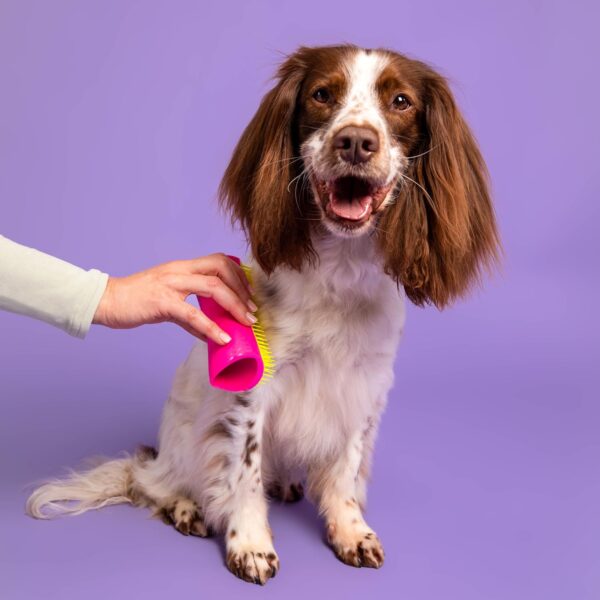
[224,257,254,294]
[190,254,254,304]
[213,255,254,302]
[177,275,257,327]
[231,262,253,296]
[169,301,232,345]
[176,321,208,343]
[228,264,256,307]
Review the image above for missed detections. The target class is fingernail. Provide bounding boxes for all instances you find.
[220,332,232,344]
[247,299,258,312]
[247,312,257,324]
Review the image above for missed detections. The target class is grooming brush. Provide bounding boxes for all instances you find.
[197,255,275,392]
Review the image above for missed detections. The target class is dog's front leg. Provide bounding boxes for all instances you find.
[222,394,278,585]
[308,427,385,568]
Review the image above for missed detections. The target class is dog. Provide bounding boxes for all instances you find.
[27,45,500,585]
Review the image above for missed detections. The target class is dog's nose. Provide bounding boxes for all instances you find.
[333,126,379,164]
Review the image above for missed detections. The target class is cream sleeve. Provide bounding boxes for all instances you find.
[0,235,109,339]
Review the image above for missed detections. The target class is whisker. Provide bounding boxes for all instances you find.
[371,224,391,235]
[288,170,306,193]
[397,173,455,231]
[404,145,438,160]
[288,162,314,215]
[261,156,304,168]
[301,124,327,132]
[398,172,434,206]
[299,165,317,215]
[391,133,414,142]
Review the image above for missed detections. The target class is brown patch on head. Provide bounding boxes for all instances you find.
[295,46,352,146]
[374,57,422,156]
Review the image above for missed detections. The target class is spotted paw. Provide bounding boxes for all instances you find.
[159,498,209,537]
[226,547,280,585]
[327,524,385,569]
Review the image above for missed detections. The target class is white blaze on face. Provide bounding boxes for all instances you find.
[333,50,390,139]
[301,49,407,237]
[303,49,404,189]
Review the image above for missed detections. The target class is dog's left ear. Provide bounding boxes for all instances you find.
[219,50,316,273]
[378,68,501,308]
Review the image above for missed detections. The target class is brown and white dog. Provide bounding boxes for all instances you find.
[27,45,500,584]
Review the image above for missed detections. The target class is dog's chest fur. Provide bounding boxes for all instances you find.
[251,235,405,464]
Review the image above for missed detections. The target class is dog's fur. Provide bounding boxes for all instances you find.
[27,45,499,584]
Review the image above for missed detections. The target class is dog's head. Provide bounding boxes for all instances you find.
[220,45,500,308]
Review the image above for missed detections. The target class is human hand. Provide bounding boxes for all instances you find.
[92,253,257,344]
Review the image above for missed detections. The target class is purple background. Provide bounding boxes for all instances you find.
[1,1,598,598]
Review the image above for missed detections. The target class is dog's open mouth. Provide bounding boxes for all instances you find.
[317,176,391,228]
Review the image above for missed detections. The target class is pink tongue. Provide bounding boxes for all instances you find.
[330,195,373,220]
[329,177,374,221]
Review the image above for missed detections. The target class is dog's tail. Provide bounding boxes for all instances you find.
[26,447,153,519]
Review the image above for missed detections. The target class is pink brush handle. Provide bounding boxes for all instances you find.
[197,255,264,392]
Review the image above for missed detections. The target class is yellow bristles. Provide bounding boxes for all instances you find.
[241,263,276,385]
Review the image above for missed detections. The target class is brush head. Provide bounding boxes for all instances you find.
[240,263,275,385]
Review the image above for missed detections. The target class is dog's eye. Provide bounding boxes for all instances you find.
[313,88,331,104]
[392,94,411,111]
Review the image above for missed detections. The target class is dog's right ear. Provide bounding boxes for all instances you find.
[219,50,316,273]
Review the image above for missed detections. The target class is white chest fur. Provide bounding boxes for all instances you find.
[251,234,406,464]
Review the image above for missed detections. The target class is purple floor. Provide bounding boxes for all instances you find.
[2,271,598,599]
[1,1,598,599]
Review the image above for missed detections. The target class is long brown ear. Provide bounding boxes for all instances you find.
[379,68,500,308]
[219,52,315,273]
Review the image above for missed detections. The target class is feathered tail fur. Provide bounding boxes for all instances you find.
[26,451,145,519]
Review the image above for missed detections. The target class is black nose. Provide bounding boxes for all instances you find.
[333,126,380,164]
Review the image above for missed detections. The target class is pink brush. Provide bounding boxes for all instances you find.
[197,256,274,392]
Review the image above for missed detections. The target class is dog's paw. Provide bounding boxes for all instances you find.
[267,480,304,503]
[327,523,385,569]
[226,546,279,585]
[159,498,209,537]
